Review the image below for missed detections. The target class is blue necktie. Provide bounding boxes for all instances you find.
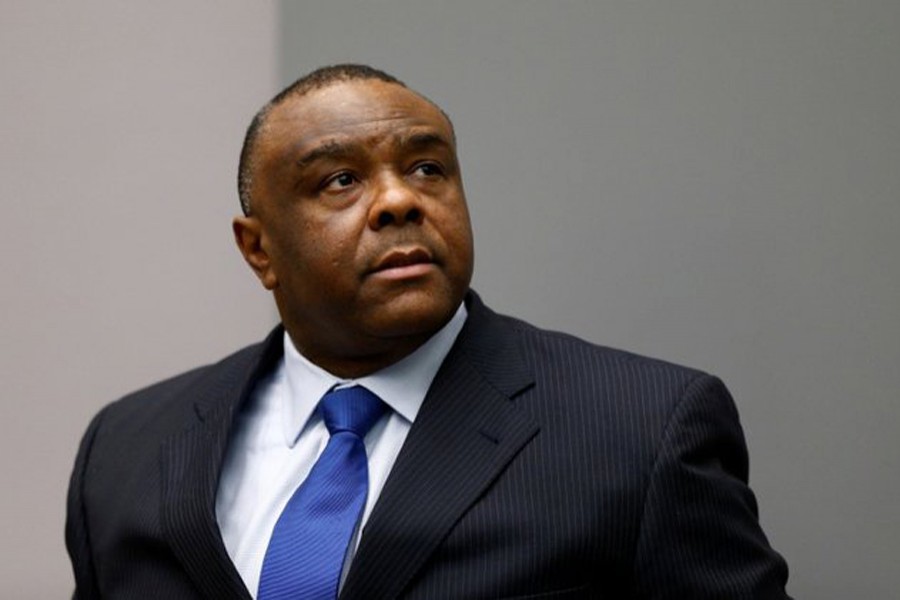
[258,386,386,600]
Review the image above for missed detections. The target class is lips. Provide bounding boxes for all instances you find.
[370,247,435,278]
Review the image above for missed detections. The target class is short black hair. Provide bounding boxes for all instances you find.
[237,64,405,215]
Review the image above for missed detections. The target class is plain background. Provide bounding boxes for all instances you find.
[2,1,898,597]
[1,3,277,598]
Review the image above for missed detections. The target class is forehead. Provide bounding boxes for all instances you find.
[260,80,453,156]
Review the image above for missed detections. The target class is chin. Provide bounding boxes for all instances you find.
[370,291,459,338]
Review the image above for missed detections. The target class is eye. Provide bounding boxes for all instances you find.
[411,162,444,178]
[322,171,358,192]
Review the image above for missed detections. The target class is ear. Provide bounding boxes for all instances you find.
[233,216,278,290]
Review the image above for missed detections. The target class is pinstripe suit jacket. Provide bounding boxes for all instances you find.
[66,291,790,599]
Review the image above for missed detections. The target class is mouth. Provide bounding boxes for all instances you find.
[369,247,436,280]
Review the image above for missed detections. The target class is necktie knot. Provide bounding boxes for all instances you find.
[320,385,385,438]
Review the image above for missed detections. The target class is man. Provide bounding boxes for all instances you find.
[66,64,791,599]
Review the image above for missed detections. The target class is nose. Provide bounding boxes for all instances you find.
[368,173,425,230]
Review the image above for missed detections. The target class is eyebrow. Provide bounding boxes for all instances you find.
[294,131,454,170]
[295,140,353,170]
[401,132,453,152]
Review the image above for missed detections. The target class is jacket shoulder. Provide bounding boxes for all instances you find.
[90,331,279,442]
[497,310,709,385]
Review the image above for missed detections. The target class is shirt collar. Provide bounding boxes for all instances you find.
[281,303,468,447]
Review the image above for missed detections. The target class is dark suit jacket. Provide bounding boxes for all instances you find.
[66,291,790,599]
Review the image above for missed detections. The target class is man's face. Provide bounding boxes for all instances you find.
[235,79,474,376]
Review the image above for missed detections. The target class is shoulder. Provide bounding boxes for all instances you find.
[87,329,281,444]
[465,298,737,451]
[514,312,701,373]
[471,298,755,504]
[476,300,711,401]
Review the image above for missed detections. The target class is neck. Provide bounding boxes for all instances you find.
[284,331,435,379]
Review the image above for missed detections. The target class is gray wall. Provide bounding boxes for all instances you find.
[1,3,276,597]
[281,2,899,598]
[2,1,898,597]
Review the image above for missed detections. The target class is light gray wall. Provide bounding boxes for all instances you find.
[1,3,277,597]
[281,2,900,597]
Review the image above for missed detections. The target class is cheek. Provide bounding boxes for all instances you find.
[265,220,317,279]
[435,208,474,281]
[441,202,473,249]
[329,237,353,271]
[291,216,362,278]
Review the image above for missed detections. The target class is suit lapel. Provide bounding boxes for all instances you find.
[159,327,283,600]
[342,293,539,599]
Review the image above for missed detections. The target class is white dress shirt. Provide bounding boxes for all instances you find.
[215,304,467,597]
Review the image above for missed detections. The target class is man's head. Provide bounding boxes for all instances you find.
[233,65,474,378]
